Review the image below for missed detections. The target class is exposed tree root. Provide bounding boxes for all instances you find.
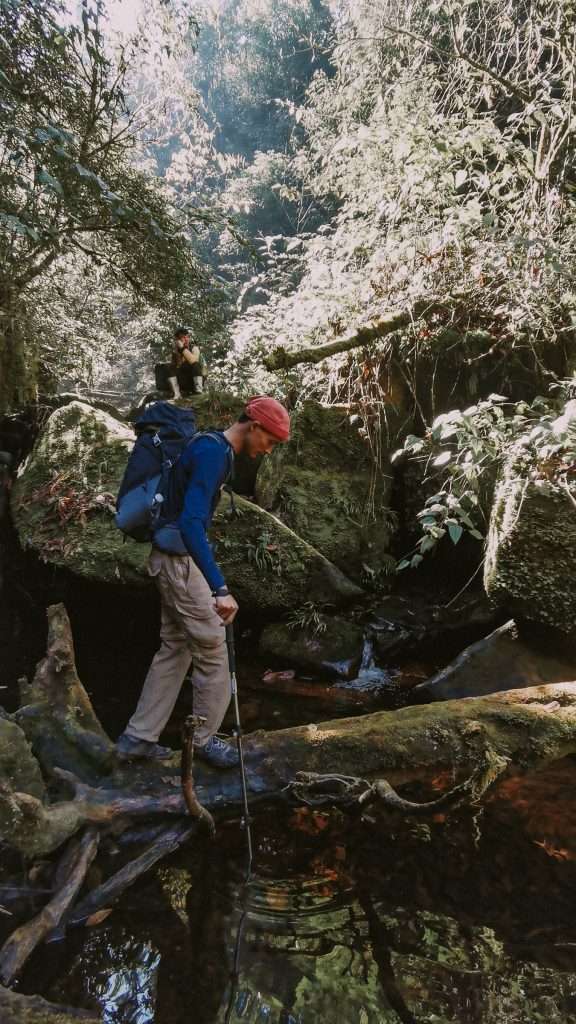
[285,750,510,813]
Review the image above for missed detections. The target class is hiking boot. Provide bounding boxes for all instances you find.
[116,733,174,762]
[195,735,239,769]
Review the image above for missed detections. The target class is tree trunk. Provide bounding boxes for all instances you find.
[0,281,33,415]
[5,682,576,858]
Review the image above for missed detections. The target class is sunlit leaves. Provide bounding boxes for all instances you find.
[394,391,576,569]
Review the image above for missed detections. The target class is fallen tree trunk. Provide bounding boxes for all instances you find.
[0,827,99,985]
[262,292,471,371]
[4,683,576,859]
[15,602,114,780]
[5,601,576,857]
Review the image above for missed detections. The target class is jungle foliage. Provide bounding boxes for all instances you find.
[223,0,576,415]
[0,0,225,410]
[3,0,576,478]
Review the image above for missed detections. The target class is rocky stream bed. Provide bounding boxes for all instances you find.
[1,393,576,1023]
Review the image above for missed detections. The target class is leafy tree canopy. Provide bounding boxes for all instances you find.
[0,0,224,408]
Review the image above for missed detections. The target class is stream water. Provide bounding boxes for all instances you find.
[4,748,576,1023]
[3,509,576,1021]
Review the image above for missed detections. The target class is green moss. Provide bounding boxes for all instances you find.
[260,616,364,673]
[212,492,363,609]
[484,457,576,642]
[12,401,149,585]
[12,399,363,608]
[256,401,393,580]
[0,718,45,801]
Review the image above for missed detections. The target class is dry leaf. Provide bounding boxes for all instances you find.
[85,908,113,927]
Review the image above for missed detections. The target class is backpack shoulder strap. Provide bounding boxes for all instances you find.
[187,431,234,480]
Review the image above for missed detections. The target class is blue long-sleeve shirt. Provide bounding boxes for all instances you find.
[154,431,233,592]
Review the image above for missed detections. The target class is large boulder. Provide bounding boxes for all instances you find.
[212,491,363,610]
[12,398,363,612]
[12,400,146,585]
[259,616,365,678]
[484,404,576,647]
[412,620,576,702]
[255,401,394,582]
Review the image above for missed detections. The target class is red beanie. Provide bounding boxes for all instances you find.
[245,395,290,442]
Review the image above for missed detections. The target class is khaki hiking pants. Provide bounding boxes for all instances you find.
[126,549,230,747]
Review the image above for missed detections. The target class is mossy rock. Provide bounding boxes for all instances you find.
[484,448,576,647]
[12,401,149,586]
[255,401,394,581]
[212,492,363,610]
[260,617,365,678]
[12,399,363,611]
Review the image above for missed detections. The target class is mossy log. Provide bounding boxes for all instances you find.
[0,986,98,1023]
[5,602,576,859]
[5,683,576,859]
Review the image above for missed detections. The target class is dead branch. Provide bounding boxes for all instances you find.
[56,819,198,933]
[181,715,216,836]
[0,827,99,985]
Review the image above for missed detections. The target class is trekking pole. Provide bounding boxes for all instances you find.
[225,623,253,878]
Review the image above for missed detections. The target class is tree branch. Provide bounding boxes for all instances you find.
[263,292,473,371]
[0,827,99,985]
[338,23,533,105]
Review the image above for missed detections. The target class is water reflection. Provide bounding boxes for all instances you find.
[79,931,160,1023]
[38,762,576,1023]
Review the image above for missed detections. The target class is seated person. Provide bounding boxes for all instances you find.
[168,328,204,397]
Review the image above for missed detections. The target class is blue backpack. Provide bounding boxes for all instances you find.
[115,402,198,542]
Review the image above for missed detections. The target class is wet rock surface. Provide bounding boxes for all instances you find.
[259,617,365,678]
[413,619,576,702]
[367,592,498,662]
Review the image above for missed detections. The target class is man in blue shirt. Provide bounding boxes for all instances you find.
[117,396,291,768]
